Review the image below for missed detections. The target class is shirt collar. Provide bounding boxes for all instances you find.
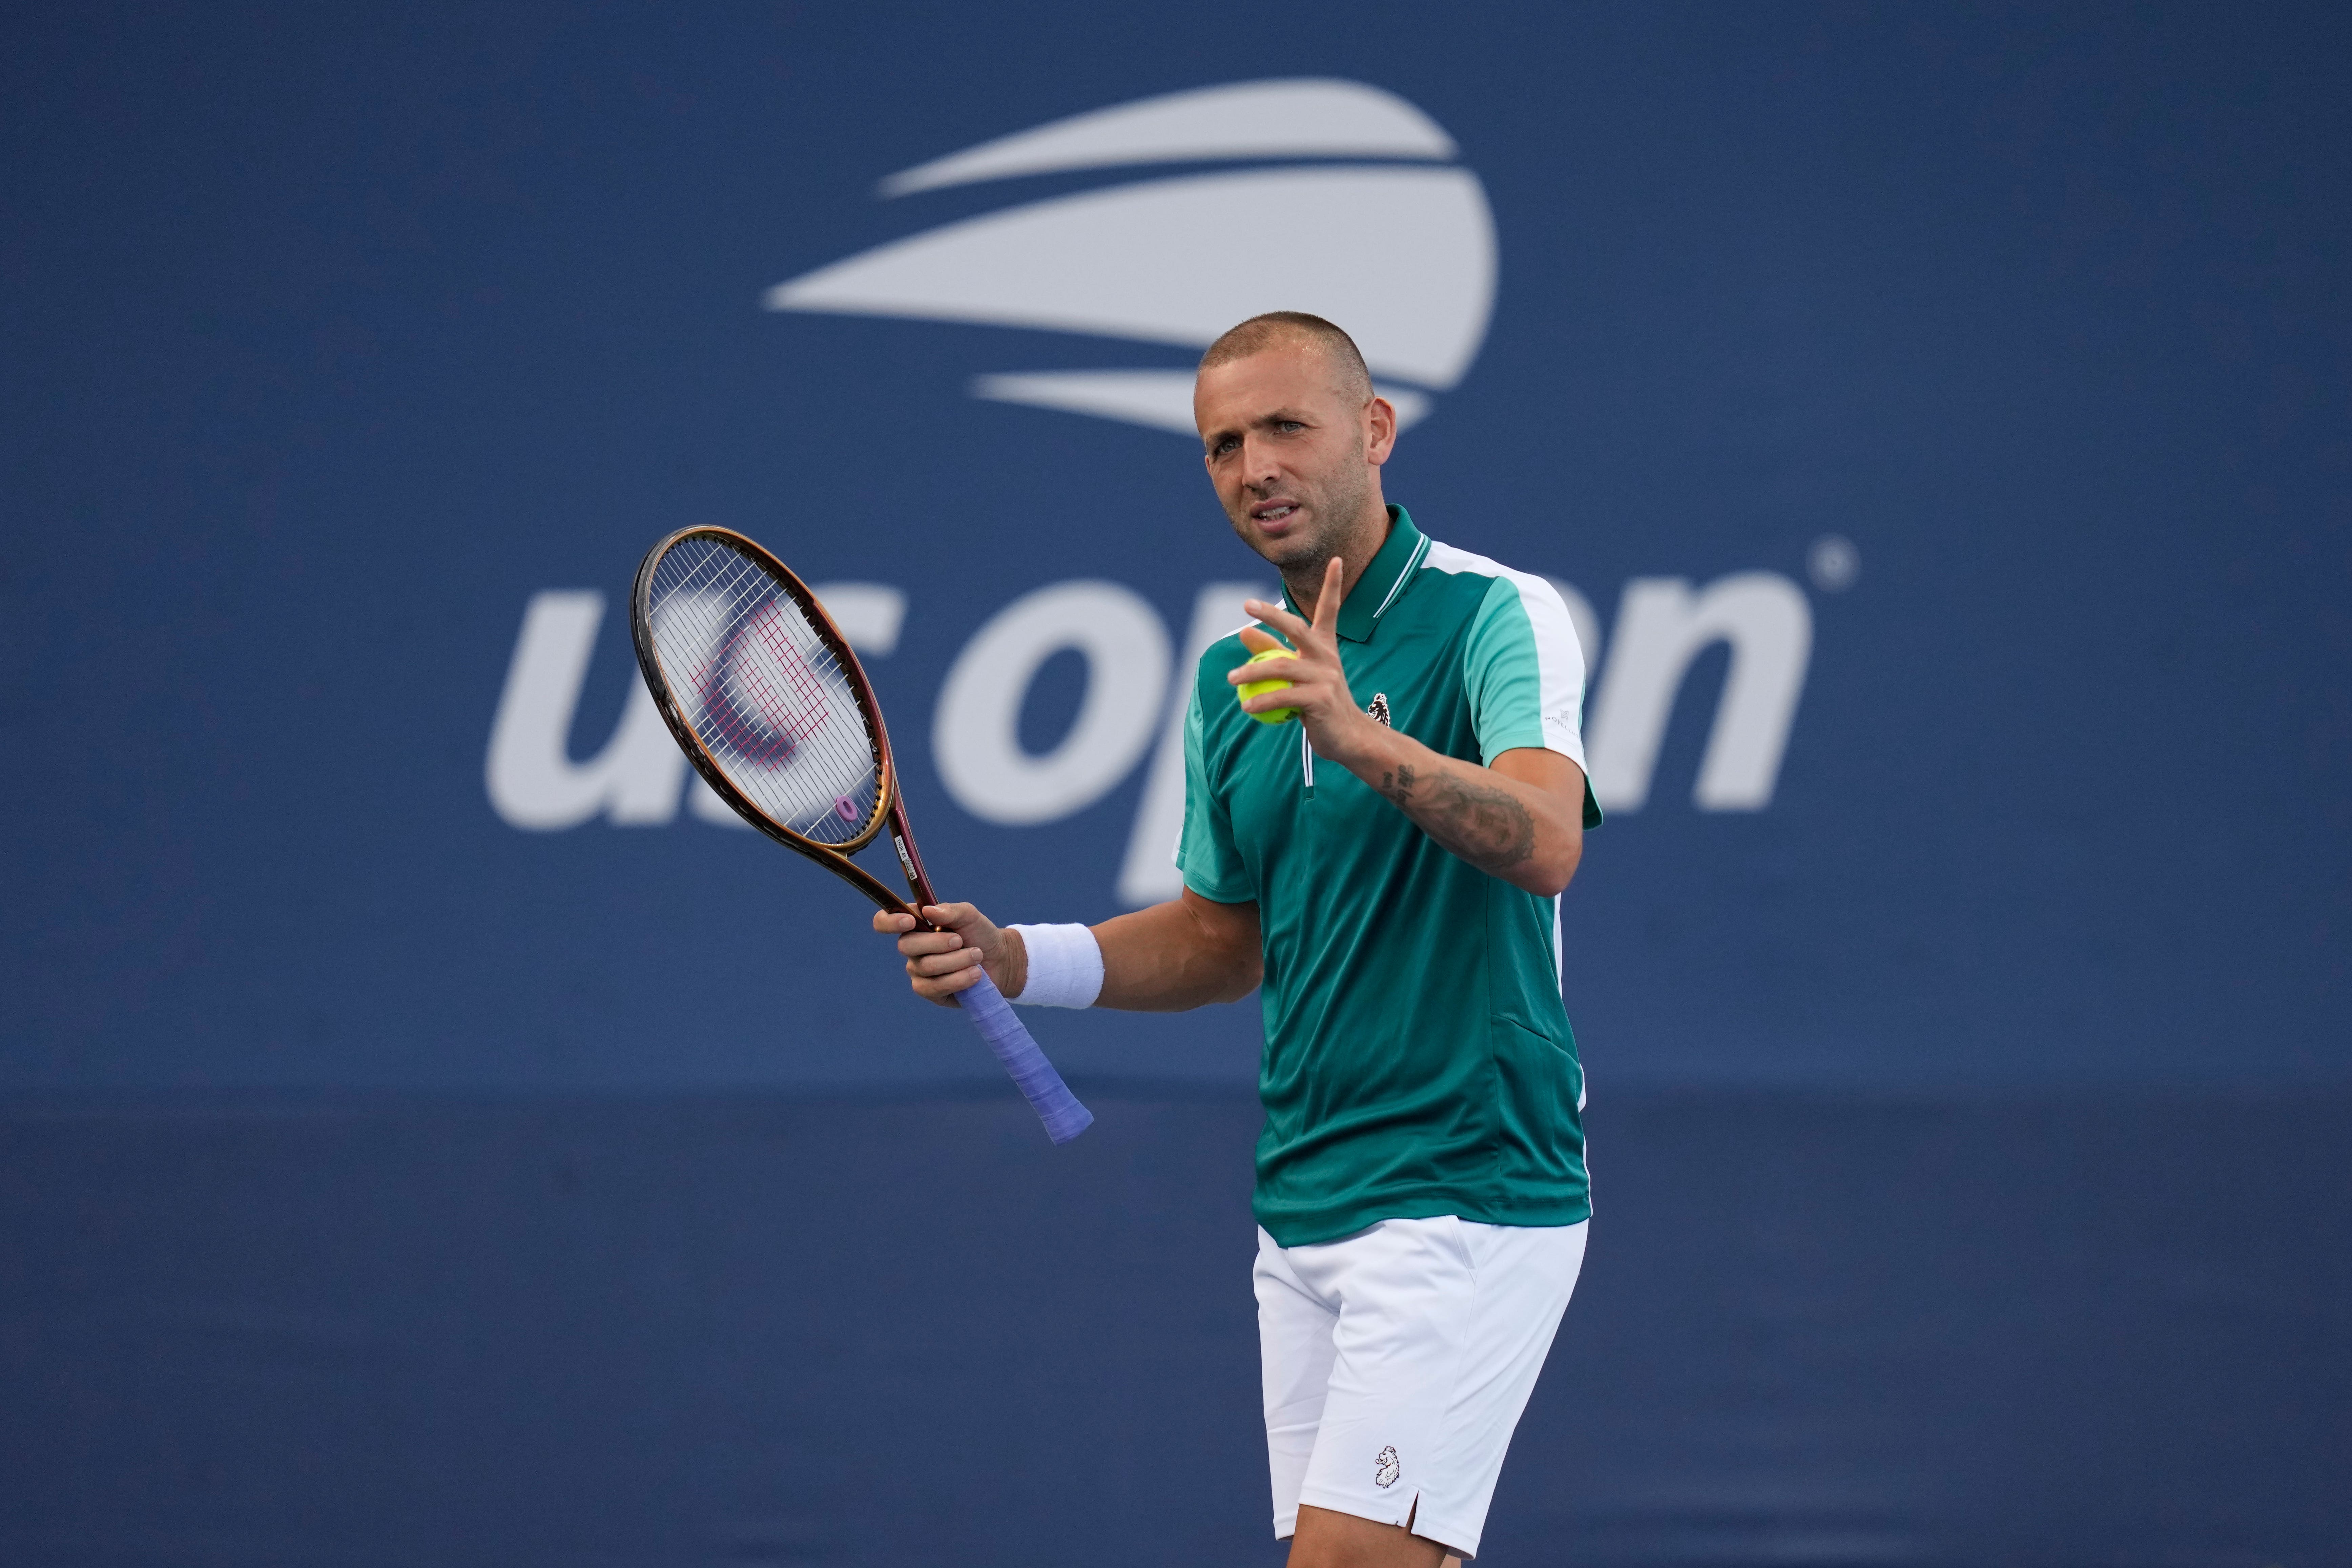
[1283,506,1429,644]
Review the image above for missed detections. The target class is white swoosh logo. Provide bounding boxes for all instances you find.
[766,80,1496,436]
[875,76,1456,195]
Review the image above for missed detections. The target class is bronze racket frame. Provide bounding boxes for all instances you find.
[629,525,943,925]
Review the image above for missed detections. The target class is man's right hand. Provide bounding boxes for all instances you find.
[872,903,1026,1008]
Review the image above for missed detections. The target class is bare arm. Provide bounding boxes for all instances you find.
[1353,739,1584,897]
[1093,887,1262,1010]
[873,887,1261,1011]
[1233,557,1586,898]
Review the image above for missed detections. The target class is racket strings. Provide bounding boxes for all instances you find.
[645,538,883,844]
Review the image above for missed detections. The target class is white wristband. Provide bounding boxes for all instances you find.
[1006,923,1103,1009]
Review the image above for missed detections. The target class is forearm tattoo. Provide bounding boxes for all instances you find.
[1375,761,1538,874]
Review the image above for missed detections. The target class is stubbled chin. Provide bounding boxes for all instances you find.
[1229,510,1326,568]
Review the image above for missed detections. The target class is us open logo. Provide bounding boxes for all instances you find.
[766,78,1495,437]
[486,79,1825,904]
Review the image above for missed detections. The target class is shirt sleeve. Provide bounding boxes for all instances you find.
[1462,572,1602,826]
[1174,666,1255,903]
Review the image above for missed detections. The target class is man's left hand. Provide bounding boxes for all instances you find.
[1233,556,1378,764]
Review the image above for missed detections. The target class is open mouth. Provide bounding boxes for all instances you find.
[1252,501,1300,525]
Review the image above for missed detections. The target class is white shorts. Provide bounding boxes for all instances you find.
[1254,1215,1587,1560]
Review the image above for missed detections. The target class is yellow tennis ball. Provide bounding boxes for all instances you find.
[1237,646,1298,725]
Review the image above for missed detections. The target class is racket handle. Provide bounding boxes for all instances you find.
[954,970,1095,1144]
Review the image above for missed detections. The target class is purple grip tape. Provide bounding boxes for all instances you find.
[954,970,1095,1144]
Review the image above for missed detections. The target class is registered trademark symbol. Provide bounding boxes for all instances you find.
[1808,534,1860,592]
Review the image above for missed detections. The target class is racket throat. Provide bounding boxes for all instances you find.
[890,814,939,915]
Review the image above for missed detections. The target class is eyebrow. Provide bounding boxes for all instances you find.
[1215,408,1309,439]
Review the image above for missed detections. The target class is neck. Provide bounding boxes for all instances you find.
[1282,502,1393,618]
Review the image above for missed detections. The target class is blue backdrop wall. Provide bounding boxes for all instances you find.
[3,6,2348,1566]
[7,2,2348,1094]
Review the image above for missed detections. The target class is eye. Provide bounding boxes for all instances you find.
[1212,437,1239,457]
[1277,420,1304,433]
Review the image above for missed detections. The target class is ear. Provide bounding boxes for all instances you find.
[1363,394,1398,466]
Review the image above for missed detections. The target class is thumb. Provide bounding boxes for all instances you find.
[923,902,996,944]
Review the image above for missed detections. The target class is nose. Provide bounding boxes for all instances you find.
[1241,434,1282,491]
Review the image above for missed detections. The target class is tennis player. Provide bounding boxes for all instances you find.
[877,312,1597,1567]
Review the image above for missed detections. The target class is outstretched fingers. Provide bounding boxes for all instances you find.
[1313,554,1346,636]
[1243,596,1311,646]
[1243,556,1349,647]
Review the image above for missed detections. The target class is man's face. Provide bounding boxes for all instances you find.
[1194,341,1395,572]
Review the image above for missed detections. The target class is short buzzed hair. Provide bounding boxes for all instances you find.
[1198,311,1375,405]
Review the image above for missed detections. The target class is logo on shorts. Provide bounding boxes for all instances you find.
[1374,1445,1402,1488]
[1367,693,1391,727]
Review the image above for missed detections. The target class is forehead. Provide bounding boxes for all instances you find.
[1192,339,1350,432]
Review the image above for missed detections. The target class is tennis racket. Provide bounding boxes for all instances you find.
[628,525,1094,1144]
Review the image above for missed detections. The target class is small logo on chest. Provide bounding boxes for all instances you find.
[1367,693,1391,728]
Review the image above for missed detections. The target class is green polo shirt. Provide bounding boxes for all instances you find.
[1177,508,1601,1247]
